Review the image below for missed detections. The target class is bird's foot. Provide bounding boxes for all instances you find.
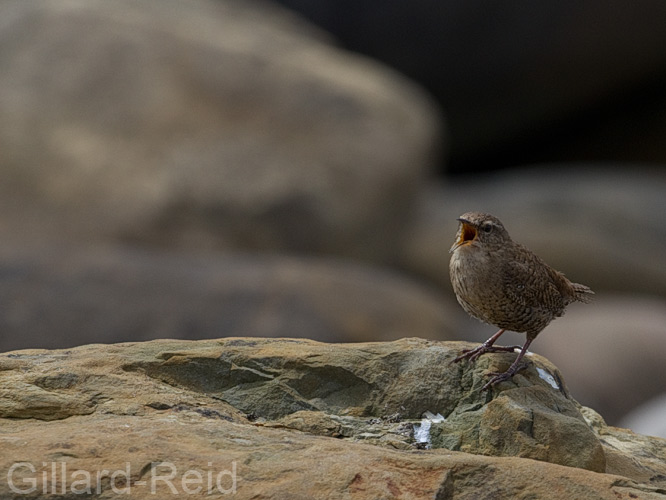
[452,343,522,364]
[481,362,529,391]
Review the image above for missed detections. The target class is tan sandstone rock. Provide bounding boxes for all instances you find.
[0,0,441,261]
[0,338,664,499]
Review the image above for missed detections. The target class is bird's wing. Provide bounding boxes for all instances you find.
[501,258,564,312]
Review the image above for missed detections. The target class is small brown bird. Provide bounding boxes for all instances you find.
[449,212,593,390]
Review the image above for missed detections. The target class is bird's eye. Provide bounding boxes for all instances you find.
[481,223,493,233]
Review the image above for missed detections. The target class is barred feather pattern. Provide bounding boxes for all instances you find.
[449,212,594,340]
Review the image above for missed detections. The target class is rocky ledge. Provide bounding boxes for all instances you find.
[0,337,664,499]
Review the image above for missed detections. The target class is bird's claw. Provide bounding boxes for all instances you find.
[481,372,513,391]
[481,362,529,391]
[452,347,482,363]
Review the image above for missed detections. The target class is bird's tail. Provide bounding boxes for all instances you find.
[571,282,594,303]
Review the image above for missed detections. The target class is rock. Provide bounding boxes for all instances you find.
[0,0,441,261]
[1,337,665,499]
[435,385,605,471]
[0,243,458,352]
[1,414,663,500]
[123,337,603,471]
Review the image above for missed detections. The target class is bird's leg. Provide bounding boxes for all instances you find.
[481,337,534,391]
[453,329,521,363]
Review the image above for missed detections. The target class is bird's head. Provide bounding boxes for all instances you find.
[449,212,511,253]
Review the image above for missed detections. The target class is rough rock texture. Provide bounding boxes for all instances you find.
[0,244,458,352]
[0,0,440,261]
[1,338,665,499]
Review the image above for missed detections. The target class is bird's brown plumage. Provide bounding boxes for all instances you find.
[449,212,593,389]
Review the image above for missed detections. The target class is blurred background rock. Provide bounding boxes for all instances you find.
[0,0,664,434]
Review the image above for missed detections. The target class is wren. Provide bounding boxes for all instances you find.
[449,212,593,390]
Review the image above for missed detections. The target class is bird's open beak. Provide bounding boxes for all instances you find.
[449,218,478,253]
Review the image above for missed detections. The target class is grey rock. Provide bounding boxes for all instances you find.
[0,0,441,261]
[0,243,458,352]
